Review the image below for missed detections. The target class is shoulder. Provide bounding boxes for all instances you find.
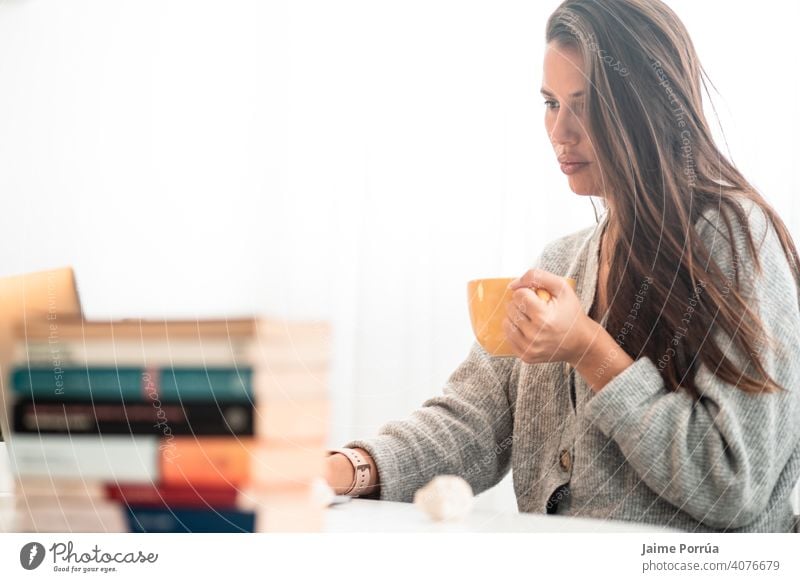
[695,195,770,251]
[695,195,789,276]
[696,194,798,310]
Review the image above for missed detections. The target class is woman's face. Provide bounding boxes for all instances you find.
[541,41,600,196]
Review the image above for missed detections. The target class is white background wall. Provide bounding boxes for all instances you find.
[1,0,798,512]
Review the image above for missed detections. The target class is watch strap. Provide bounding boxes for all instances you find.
[328,448,372,497]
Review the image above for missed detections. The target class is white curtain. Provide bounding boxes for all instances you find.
[1,0,797,512]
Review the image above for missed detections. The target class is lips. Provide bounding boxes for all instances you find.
[557,155,587,164]
[559,161,590,175]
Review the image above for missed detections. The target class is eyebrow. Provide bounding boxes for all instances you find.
[540,88,585,98]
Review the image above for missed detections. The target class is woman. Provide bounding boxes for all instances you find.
[325,0,800,532]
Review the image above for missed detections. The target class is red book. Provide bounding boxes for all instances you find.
[105,483,239,509]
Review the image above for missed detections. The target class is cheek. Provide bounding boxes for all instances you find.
[586,164,603,187]
[543,115,555,141]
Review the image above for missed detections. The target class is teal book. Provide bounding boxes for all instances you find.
[11,366,253,403]
[125,507,256,533]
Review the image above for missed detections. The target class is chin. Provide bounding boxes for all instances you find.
[567,178,596,196]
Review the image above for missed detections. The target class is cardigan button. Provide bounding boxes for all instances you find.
[559,449,573,472]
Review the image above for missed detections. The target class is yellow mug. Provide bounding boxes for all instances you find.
[467,276,577,357]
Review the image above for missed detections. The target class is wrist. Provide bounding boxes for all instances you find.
[568,316,603,367]
[326,447,378,497]
[571,321,635,392]
[352,447,380,498]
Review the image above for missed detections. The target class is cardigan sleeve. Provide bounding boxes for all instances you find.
[584,200,800,528]
[344,341,518,503]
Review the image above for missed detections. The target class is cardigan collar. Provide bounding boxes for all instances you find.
[568,211,609,326]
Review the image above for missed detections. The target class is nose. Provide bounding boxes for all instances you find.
[548,106,581,148]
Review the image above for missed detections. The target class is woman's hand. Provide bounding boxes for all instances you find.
[325,452,357,495]
[502,268,596,366]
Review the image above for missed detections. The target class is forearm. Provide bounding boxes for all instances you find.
[582,353,800,528]
[570,319,634,392]
[336,343,515,502]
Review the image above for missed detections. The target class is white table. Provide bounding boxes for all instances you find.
[1,493,676,533]
[0,493,13,532]
[324,498,678,533]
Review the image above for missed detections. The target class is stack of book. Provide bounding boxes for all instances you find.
[4,316,331,532]
[0,266,83,445]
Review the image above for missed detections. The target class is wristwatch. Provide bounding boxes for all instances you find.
[328,448,372,496]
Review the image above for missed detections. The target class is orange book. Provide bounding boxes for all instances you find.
[160,437,325,488]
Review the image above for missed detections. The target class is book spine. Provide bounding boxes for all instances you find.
[160,438,326,488]
[19,340,255,367]
[105,483,240,509]
[11,367,253,402]
[15,505,129,533]
[160,438,251,487]
[12,399,254,436]
[7,434,159,483]
[18,339,329,368]
[124,507,255,533]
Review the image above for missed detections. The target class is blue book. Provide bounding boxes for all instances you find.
[11,366,253,402]
[125,507,256,533]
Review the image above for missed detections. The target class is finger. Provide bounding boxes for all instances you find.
[512,283,555,304]
[510,268,568,296]
[505,313,535,347]
[506,294,532,323]
[502,317,525,354]
[512,287,547,315]
[509,269,538,290]
[503,317,537,363]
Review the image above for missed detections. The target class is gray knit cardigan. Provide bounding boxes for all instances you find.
[346,197,800,532]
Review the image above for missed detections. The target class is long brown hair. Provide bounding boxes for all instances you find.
[546,0,800,396]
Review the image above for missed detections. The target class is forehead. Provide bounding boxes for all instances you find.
[542,42,587,96]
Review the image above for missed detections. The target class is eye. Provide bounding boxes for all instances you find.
[544,99,559,110]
